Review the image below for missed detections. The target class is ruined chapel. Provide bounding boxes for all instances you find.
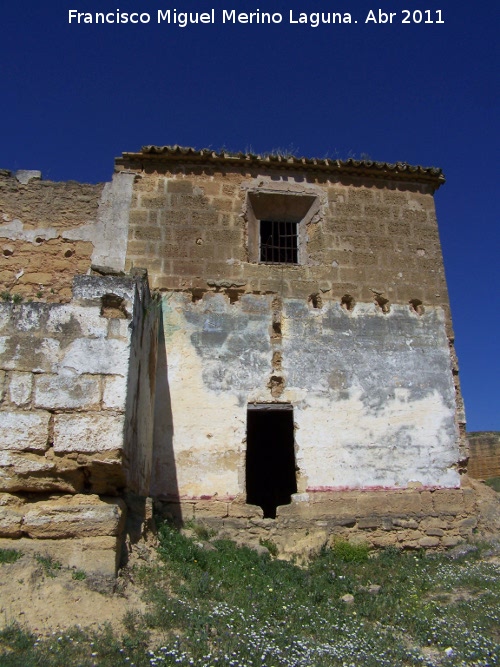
[0,147,481,573]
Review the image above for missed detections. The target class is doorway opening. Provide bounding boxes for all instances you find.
[246,404,297,519]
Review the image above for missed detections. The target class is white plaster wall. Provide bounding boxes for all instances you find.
[284,301,460,491]
[154,295,460,500]
[152,293,270,498]
[294,388,459,491]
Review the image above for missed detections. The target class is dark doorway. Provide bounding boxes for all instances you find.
[246,405,297,519]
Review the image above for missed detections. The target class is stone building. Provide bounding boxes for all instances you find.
[0,148,485,573]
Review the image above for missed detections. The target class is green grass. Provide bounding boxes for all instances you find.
[329,538,371,562]
[0,548,22,564]
[1,524,499,666]
[485,477,500,492]
[35,554,62,578]
[259,538,278,557]
[0,292,23,304]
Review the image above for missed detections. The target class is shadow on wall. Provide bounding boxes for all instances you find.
[150,312,181,523]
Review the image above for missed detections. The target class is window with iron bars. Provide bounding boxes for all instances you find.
[259,220,298,264]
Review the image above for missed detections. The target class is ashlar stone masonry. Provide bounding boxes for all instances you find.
[0,148,496,571]
[0,272,157,574]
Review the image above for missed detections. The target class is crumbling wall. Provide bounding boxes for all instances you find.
[125,162,467,539]
[0,170,102,301]
[156,482,485,556]
[0,169,134,302]
[0,273,158,574]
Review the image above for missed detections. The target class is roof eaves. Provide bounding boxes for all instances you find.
[116,146,445,188]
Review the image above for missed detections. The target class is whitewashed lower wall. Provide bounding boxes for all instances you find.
[152,293,460,500]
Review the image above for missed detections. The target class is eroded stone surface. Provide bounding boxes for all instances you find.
[8,371,32,406]
[54,413,125,453]
[34,374,101,410]
[22,494,126,539]
[0,411,50,451]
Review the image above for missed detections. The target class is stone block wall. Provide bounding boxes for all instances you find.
[467,432,500,480]
[0,169,135,302]
[0,273,158,573]
[121,164,449,314]
[111,151,471,540]
[0,170,103,301]
[156,484,484,557]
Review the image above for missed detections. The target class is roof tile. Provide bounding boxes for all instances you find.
[116,145,444,189]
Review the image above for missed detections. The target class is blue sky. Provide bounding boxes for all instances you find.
[2,0,498,430]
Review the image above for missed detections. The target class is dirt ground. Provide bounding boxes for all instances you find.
[0,549,150,637]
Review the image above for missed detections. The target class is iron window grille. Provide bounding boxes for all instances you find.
[259,220,298,264]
